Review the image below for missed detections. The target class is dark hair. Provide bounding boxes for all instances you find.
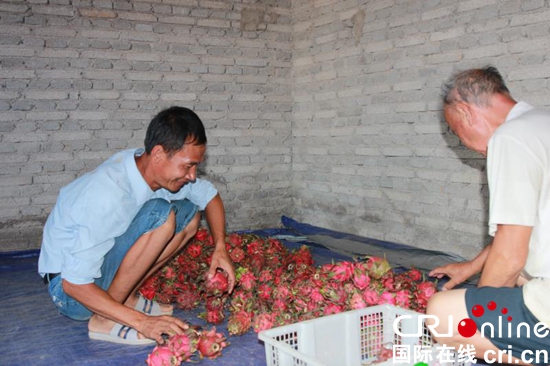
[442,66,510,107]
[144,106,207,155]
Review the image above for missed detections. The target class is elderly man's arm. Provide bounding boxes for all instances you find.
[479,224,531,288]
[429,244,491,290]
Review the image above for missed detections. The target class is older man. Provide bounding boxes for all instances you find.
[427,67,550,365]
[39,106,235,345]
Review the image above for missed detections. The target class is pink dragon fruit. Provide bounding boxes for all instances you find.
[228,289,257,313]
[407,267,422,281]
[227,233,243,247]
[229,246,246,263]
[258,269,274,283]
[167,330,198,361]
[414,281,437,312]
[274,284,291,300]
[289,245,314,266]
[227,310,253,335]
[362,289,380,305]
[174,284,201,310]
[246,240,262,255]
[417,281,436,298]
[352,262,371,289]
[377,291,396,305]
[204,271,229,296]
[238,269,257,291]
[186,242,202,258]
[205,295,225,311]
[146,346,181,366]
[272,298,288,312]
[253,312,275,332]
[197,327,229,359]
[310,288,324,303]
[395,290,411,308]
[329,261,354,282]
[320,282,347,304]
[365,256,392,279]
[257,283,273,301]
[202,309,225,324]
[349,292,367,310]
[323,303,345,315]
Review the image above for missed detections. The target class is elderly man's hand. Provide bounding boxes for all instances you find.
[429,261,476,290]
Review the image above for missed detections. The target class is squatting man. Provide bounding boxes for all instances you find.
[427,67,550,365]
[39,106,235,345]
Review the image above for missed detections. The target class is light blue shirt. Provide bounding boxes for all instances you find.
[38,148,217,285]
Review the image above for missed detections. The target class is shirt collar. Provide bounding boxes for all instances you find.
[126,148,154,205]
[505,101,534,122]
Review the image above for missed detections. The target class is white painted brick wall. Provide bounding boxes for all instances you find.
[291,0,550,259]
[0,0,292,251]
[2,0,550,258]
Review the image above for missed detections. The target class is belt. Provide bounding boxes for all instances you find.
[43,273,60,285]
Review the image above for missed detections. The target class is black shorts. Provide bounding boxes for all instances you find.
[465,286,550,365]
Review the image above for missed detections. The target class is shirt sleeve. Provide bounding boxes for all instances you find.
[487,134,543,236]
[61,184,129,284]
[168,178,218,210]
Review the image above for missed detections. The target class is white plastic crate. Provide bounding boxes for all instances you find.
[258,305,471,366]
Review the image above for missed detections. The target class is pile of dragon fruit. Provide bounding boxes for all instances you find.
[146,326,228,365]
[140,228,437,364]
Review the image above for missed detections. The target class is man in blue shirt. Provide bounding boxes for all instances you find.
[39,106,235,345]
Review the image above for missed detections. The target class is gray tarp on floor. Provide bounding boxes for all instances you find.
[279,216,480,287]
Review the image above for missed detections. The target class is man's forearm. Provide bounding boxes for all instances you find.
[478,225,531,287]
[204,193,227,250]
[471,243,491,274]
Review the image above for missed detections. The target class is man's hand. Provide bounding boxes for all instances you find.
[429,261,477,290]
[207,246,235,293]
[137,314,189,344]
[203,193,235,292]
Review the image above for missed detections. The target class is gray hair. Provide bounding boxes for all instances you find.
[442,66,510,107]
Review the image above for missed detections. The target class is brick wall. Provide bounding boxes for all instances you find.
[2,0,550,258]
[291,0,550,258]
[0,0,293,251]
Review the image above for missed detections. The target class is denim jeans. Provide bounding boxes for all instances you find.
[47,198,198,321]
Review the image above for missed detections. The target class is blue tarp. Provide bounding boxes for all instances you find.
[0,216,468,366]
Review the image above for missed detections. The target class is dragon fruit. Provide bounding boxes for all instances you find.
[407,267,422,281]
[174,284,201,310]
[365,256,392,279]
[197,327,229,359]
[201,309,225,324]
[257,283,273,301]
[146,346,181,366]
[395,290,411,308]
[227,310,253,335]
[186,242,202,258]
[237,269,257,291]
[204,295,225,311]
[167,330,198,361]
[362,289,380,305]
[252,312,275,332]
[350,292,367,310]
[140,227,439,366]
[204,271,229,296]
[378,291,396,305]
[329,261,354,282]
[229,246,246,263]
[352,262,371,289]
[258,269,274,283]
[323,303,345,315]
